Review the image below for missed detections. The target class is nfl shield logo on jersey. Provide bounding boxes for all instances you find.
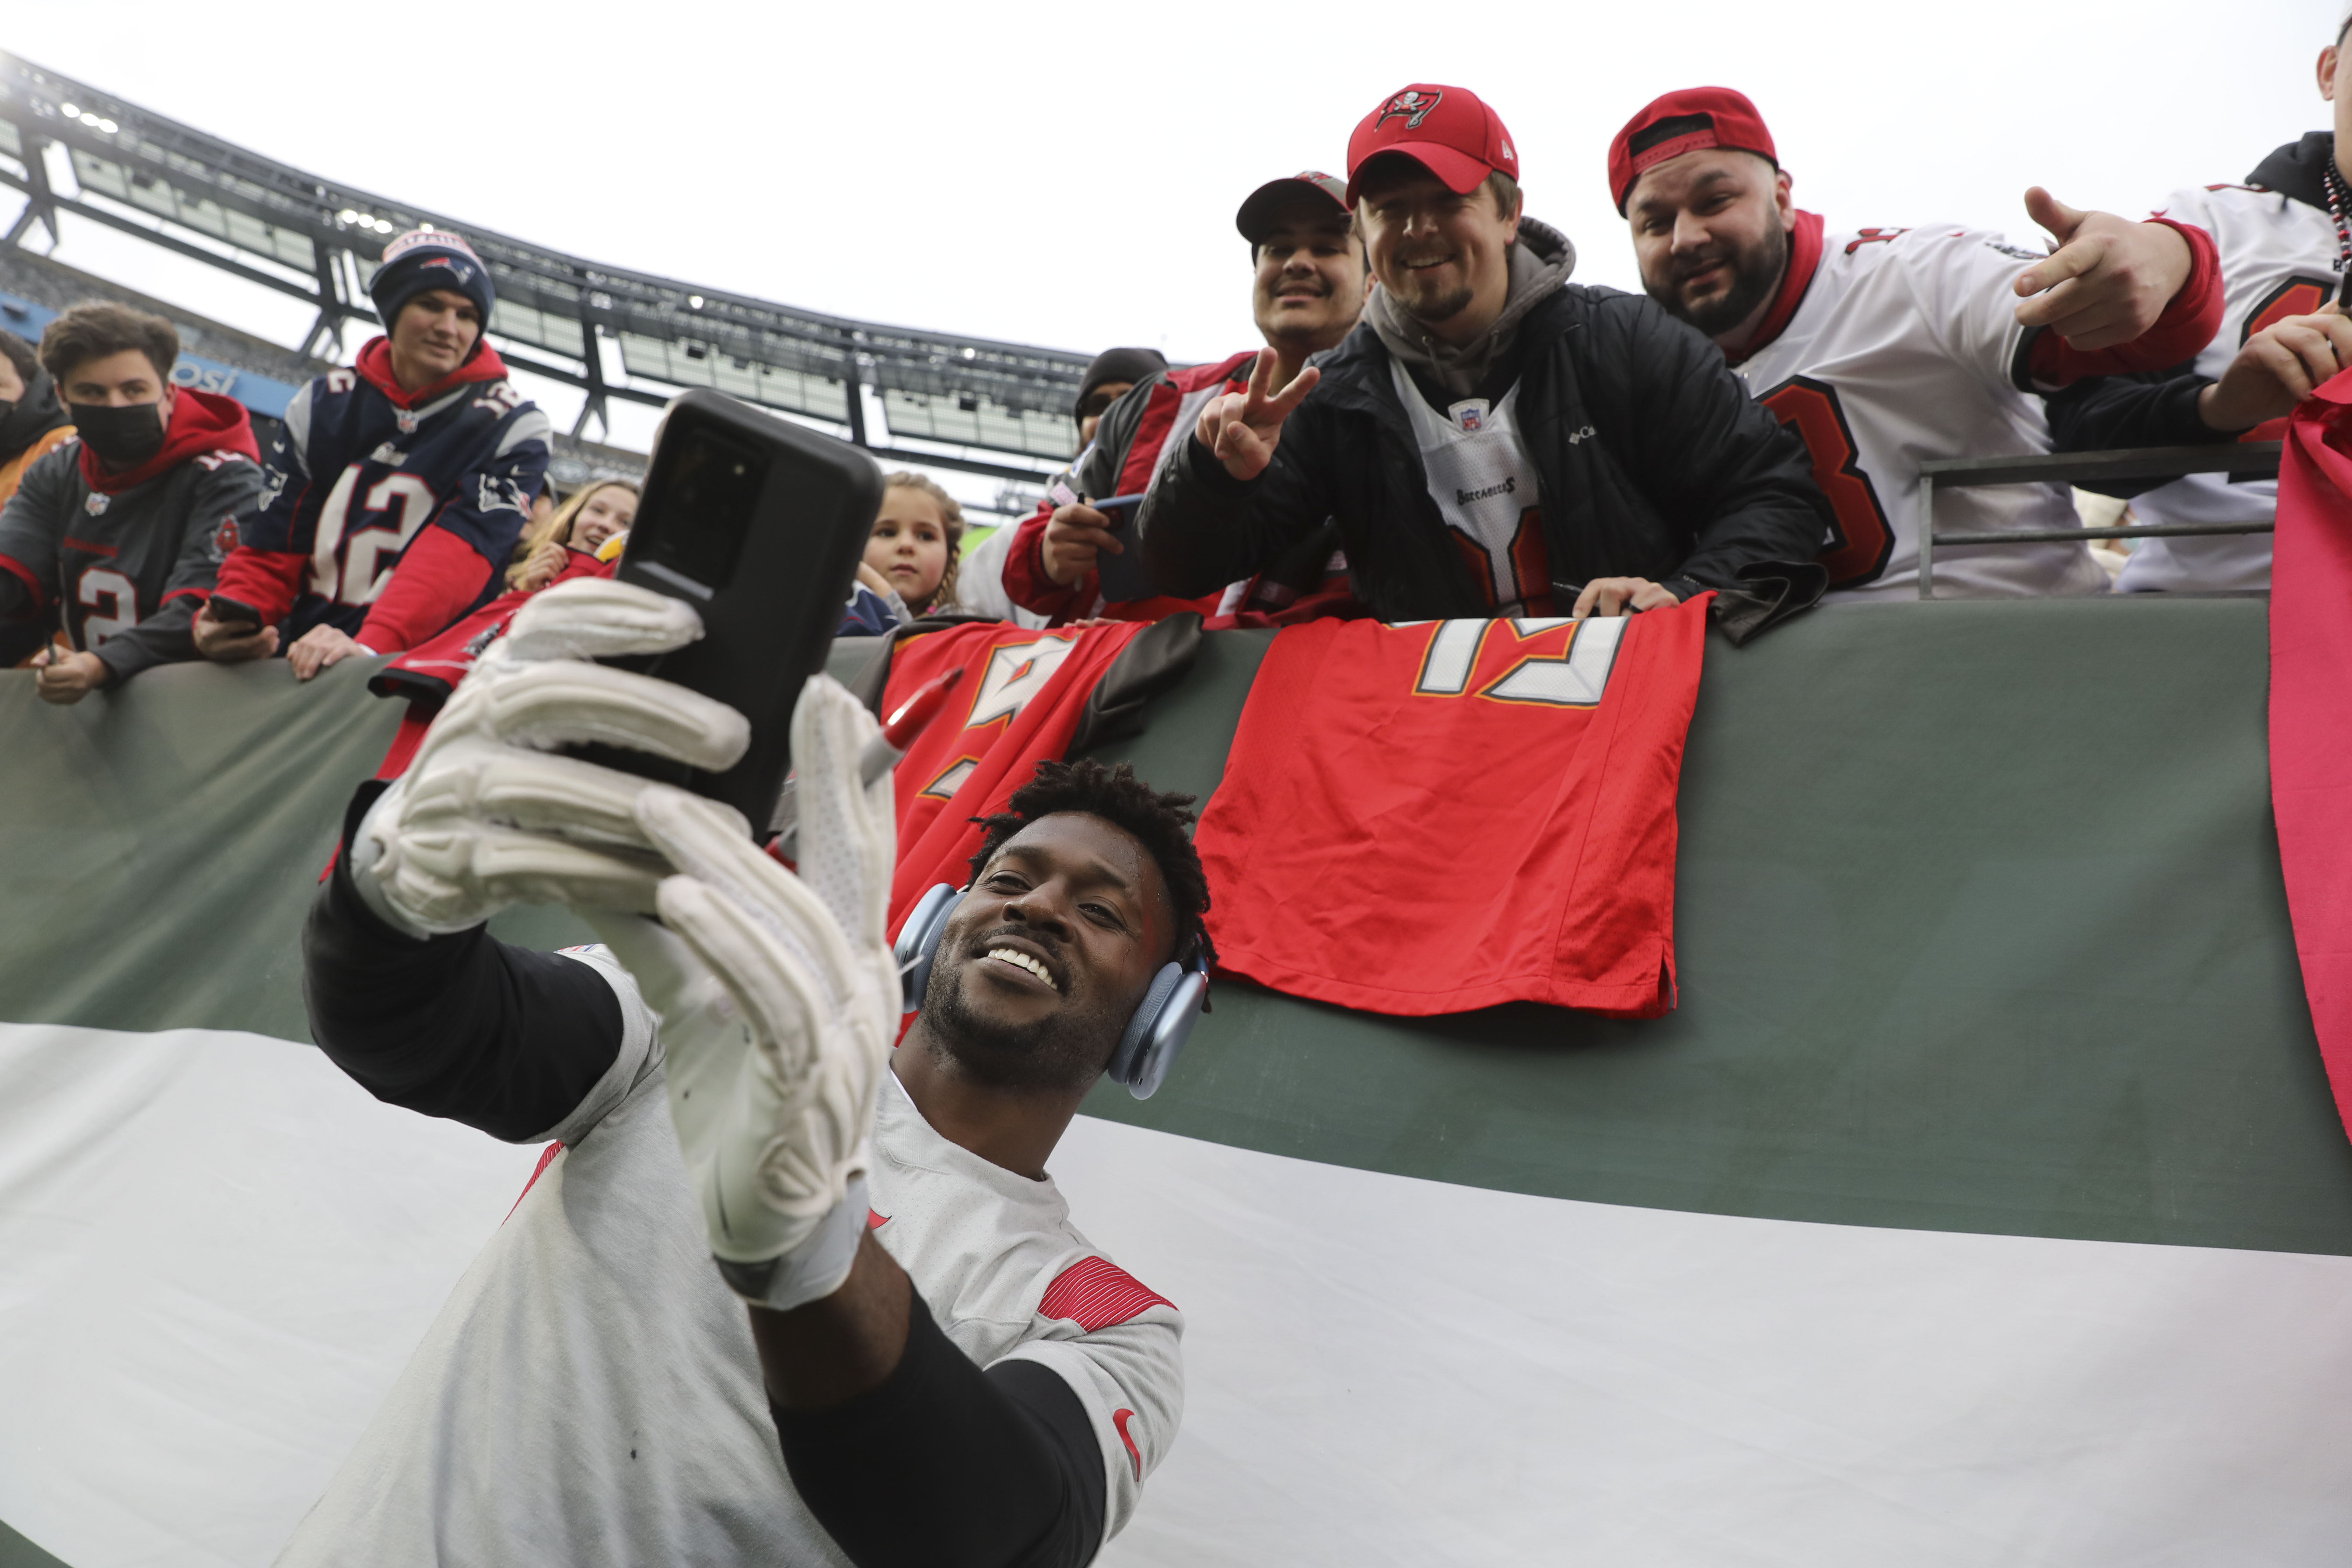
[395,408,419,435]
[83,492,109,516]
[1449,399,1488,434]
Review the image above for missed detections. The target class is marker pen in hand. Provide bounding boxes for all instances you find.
[769,665,965,864]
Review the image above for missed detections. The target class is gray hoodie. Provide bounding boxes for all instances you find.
[1365,217,1577,400]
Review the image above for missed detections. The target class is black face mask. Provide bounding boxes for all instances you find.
[69,399,169,469]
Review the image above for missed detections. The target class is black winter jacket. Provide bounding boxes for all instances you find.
[1136,280,1834,641]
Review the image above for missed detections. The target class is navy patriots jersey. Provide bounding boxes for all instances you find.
[215,341,551,653]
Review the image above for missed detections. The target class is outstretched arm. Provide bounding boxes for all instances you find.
[2011,188,2221,370]
[306,780,631,1141]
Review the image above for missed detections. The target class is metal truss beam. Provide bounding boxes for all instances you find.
[0,53,1086,464]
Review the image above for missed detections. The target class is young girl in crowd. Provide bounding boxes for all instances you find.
[508,478,639,592]
[364,478,639,783]
[839,471,964,635]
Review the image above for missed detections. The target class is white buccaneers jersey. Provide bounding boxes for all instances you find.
[277,947,1183,1567]
[1733,224,2110,601]
[2115,182,2330,593]
[1392,359,1551,615]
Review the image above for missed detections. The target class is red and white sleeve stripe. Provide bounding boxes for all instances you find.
[1037,1255,1175,1331]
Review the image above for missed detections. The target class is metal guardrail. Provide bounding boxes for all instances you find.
[1916,442,2282,598]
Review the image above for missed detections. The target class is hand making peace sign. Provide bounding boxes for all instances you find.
[1195,350,1322,482]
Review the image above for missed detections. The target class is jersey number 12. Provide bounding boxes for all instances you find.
[309,466,441,604]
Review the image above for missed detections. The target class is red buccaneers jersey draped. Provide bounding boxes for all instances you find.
[1194,598,1711,1017]
[883,621,1151,924]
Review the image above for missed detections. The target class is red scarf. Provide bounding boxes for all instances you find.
[77,387,260,495]
[354,335,511,408]
[1724,209,1826,369]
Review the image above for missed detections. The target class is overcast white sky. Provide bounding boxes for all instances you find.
[4,0,2342,496]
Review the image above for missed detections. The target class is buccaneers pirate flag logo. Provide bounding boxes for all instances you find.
[1376,89,1442,131]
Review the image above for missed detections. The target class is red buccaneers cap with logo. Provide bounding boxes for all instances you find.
[1607,87,1778,214]
[1344,84,1519,206]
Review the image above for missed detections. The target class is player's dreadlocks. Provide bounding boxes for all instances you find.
[968,759,1213,964]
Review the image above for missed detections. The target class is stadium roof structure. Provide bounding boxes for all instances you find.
[0,52,1088,481]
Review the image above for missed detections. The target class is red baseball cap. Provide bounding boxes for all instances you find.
[1235,171,1351,245]
[1607,87,1777,214]
[1345,84,1519,206]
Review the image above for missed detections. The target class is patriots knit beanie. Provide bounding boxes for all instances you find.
[370,229,496,342]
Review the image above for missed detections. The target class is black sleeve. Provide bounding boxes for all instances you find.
[2042,364,2242,498]
[95,456,259,684]
[775,1291,1108,1568]
[302,780,628,1141]
[1135,429,1332,598]
[1608,294,1834,602]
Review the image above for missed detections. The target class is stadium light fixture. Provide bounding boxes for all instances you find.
[60,103,78,117]
[688,295,704,309]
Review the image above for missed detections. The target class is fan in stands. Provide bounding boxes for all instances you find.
[1003,170,1370,628]
[191,229,551,681]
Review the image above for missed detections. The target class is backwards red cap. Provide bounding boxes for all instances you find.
[1606,87,1776,214]
[1345,84,1518,206]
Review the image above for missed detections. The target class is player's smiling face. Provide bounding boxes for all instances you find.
[1628,149,1794,343]
[922,813,1176,1090]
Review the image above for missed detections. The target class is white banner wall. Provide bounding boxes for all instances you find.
[7,1022,2350,1567]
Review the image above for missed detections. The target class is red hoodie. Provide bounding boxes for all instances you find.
[351,334,510,408]
[79,387,259,495]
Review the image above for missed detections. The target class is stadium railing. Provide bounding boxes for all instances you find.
[1916,442,2284,598]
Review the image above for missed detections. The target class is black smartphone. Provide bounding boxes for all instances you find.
[1085,492,1154,602]
[205,593,262,631]
[580,388,881,826]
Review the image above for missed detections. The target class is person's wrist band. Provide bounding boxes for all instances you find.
[716,1174,869,1311]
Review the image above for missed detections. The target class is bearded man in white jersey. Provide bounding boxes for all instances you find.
[1613,87,2226,600]
[277,578,1201,1566]
[2051,6,2352,593]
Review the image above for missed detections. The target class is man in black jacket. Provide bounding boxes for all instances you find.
[1137,83,1833,640]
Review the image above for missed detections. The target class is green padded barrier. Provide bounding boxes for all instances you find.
[0,600,2339,1261]
[1073,600,2352,1255]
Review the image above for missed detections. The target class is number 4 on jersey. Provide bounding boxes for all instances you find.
[1758,375,1894,589]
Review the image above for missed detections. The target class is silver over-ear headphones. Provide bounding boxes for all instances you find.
[891,882,1209,1100]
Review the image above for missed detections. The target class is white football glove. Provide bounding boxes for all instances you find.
[348,578,752,937]
[348,578,899,1308]
[589,677,899,1310]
